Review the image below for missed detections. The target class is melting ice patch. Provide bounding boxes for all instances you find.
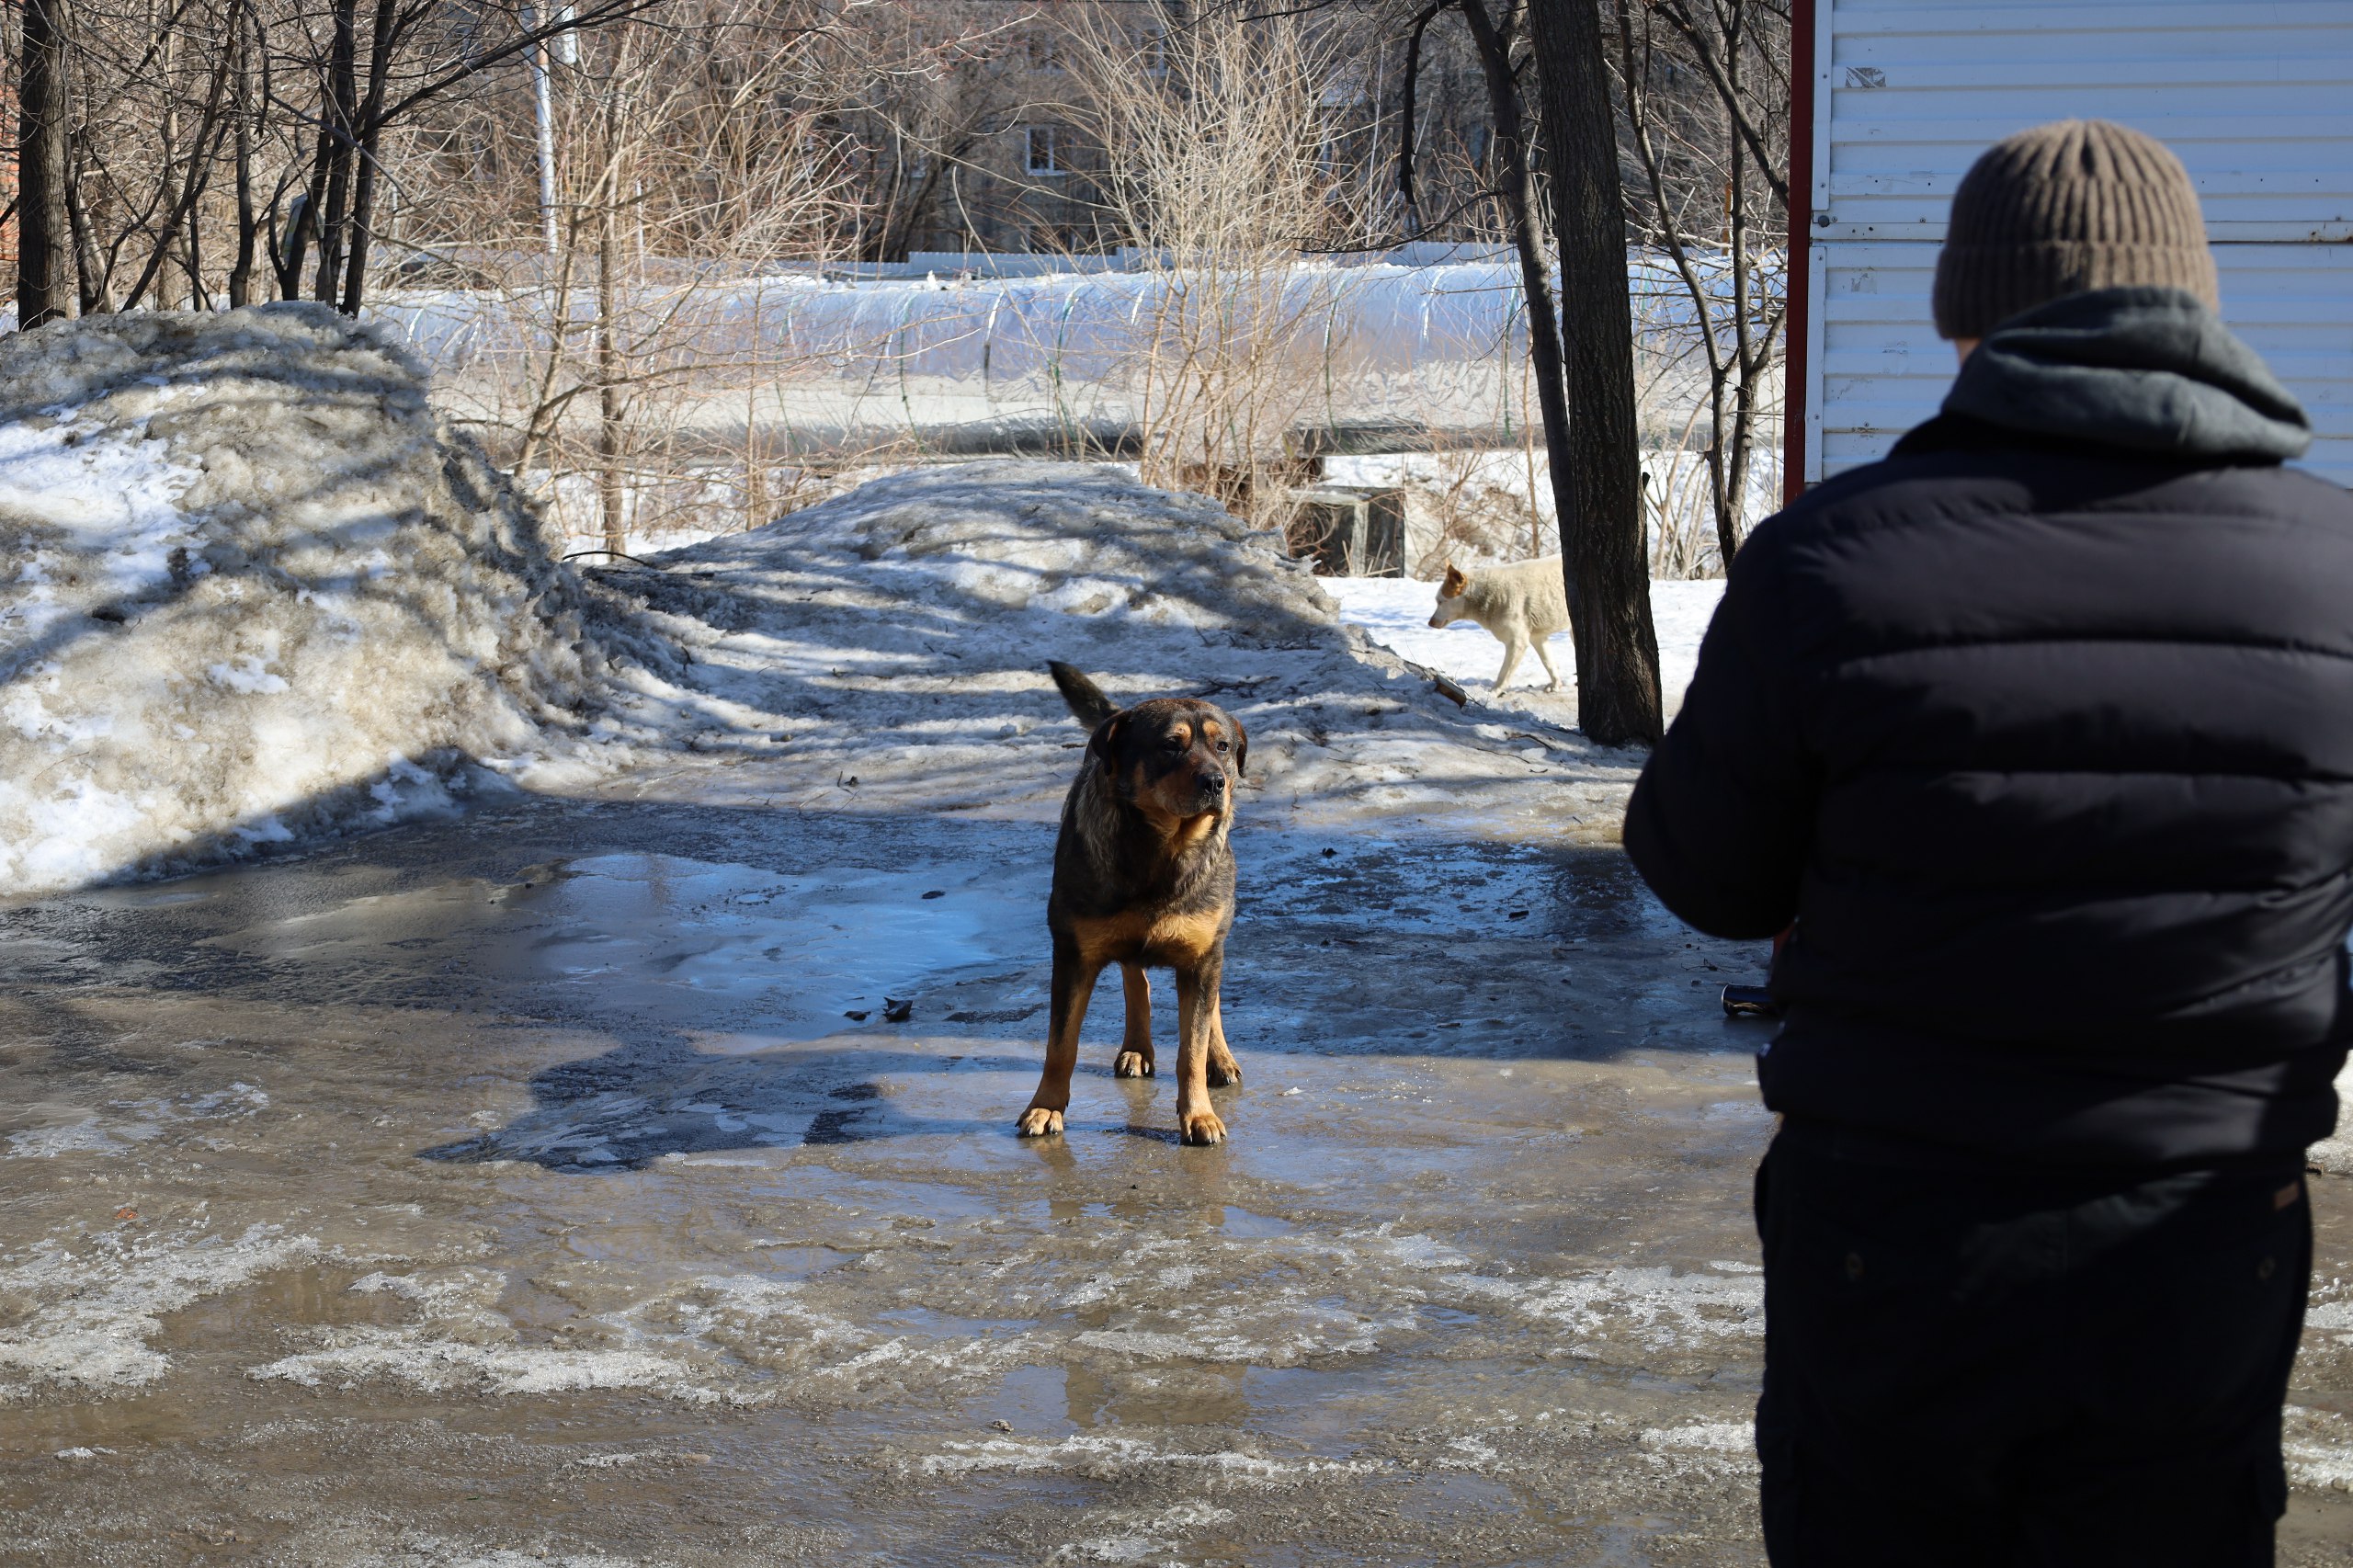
[6,1081,269,1159]
[2287,1406,2353,1493]
[248,1267,697,1400]
[0,1222,318,1397]
[1046,1501,1237,1564]
[914,1433,1381,1483]
[248,1267,1030,1407]
[1442,1264,1764,1350]
[1639,1420,1759,1477]
[348,1542,654,1568]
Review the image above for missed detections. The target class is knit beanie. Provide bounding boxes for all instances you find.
[1932,119,2219,340]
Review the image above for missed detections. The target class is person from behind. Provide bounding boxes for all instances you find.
[1624,119,2349,1565]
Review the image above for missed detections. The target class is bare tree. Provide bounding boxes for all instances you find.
[1615,0,1787,566]
[408,3,853,552]
[17,0,78,326]
[1385,0,1661,743]
[1527,0,1659,744]
[7,0,664,322]
[1063,6,1353,528]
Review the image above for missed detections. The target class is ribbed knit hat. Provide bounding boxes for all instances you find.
[1933,119,2219,340]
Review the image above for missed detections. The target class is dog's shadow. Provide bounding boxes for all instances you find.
[420,1032,1028,1171]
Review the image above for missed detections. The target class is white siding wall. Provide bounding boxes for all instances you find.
[1807,1,2353,484]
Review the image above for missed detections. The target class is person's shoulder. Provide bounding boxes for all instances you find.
[1742,437,2018,561]
[2204,460,2353,520]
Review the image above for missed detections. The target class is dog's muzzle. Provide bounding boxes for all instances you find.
[1178,771,1228,813]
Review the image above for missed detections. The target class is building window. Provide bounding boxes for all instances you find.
[1026,32,1063,72]
[1468,125,1493,172]
[1142,24,1168,77]
[1025,125,1066,176]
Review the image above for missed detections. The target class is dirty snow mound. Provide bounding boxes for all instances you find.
[585,460,1642,838]
[0,305,627,893]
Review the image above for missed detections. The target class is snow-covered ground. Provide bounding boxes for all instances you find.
[0,306,642,894]
[0,299,1704,898]
[1322,574,1723,719]
[574,460,1658,844]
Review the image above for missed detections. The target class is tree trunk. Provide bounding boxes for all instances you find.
[17,0,76,327]
[313,0,360,301]
[228,8,258,308]
[1525,0,1663,744]
[1458,3,1580,623]
[339,0,402,313]
[597,176,626,557]
[64,128,108,313]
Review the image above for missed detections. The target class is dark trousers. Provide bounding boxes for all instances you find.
[1756,1123,2312,1567]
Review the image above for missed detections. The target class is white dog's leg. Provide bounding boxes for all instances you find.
[1534,637,1563,693]
[1493,637,1526,691]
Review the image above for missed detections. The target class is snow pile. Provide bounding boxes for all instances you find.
[0,304,624,893]
[585,460,1650,840]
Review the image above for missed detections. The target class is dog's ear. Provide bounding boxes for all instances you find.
[1086,710,1130,768]
[1228,712,1248,778]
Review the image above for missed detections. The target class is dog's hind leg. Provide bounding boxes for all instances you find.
[1205,999,1241,1088]
[1173,945,1230,1145]
[1019,945,1104,1137]
[1493,636,1526,691]
[1533,635,1563,693]
[1114,963,1154,1078]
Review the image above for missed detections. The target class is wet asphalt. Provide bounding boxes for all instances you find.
[2,796,2348,1565]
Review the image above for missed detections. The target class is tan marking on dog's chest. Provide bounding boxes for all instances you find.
[1135,802,1226,851]
[1070,905,1226,965]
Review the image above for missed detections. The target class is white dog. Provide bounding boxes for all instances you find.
[1427,556,1570,692]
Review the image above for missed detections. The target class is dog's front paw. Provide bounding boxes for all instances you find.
[1017,1107,1066,1137]
[1206,1058,1242,1088]
[1179,1108,1228,1145]
[1114,1051,1154,1078]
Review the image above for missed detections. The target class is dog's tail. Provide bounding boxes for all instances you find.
[1047,661,1119,729]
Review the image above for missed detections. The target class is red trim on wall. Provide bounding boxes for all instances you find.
[1782,0,1817,506]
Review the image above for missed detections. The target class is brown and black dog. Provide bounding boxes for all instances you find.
[1017,662,1247,1146]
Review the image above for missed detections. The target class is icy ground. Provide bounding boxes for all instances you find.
[0,392,2347,1562]
[1,803,2348,1564]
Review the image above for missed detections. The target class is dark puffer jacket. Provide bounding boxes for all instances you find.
[1626,287,2353,1165]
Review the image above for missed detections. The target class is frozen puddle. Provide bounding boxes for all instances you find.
[0,1221,321,1398]
[202,850,1039,1042]
[4,796,2347,1562]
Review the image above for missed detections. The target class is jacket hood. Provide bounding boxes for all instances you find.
[1938,285,2311,463]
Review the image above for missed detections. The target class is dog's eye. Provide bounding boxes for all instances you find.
[1216,741,1230,753]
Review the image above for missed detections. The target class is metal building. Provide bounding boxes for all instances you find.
[1787,1,2353,494]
